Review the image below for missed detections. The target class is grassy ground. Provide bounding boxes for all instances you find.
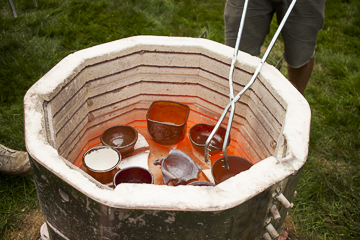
[1,0,359,239]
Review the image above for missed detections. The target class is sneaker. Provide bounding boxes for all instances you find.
[0,144,31,176]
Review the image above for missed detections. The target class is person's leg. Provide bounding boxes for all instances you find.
[276,0,325,94]
[287,56,314,94]
[224,0,274,55]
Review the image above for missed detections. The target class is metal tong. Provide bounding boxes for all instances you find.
[204,0,297,170]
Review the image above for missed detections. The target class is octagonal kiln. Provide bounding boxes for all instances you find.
[24,36,310,239]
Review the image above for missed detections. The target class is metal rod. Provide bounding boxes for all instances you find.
[228,0,249,100]
[223,0,249,170]
[204,0,249,168]
[204,0,297,169]
[8,0,17,18]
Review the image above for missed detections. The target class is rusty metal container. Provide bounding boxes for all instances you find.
[24,36,310,239]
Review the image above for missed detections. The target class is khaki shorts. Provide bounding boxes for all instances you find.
[224,0,326,68]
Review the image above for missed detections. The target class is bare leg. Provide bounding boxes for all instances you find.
[287,56,315,94]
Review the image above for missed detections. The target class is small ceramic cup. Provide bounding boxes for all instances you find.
[100,125,138,158]
[146,101,190,145]
[82,146,121,184]
[189,123,229,154]
[113,167,154,186]
[211,156,253,184]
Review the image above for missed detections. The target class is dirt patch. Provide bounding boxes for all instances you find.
[279,214,299,240]
[7,207,45,240]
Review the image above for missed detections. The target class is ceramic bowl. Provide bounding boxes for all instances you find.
[100,125,138,158]
[82,146,121,184]
[211,156,253,184]
[113,167,154,186]
[146,101,190,145]
[189,123,229,154]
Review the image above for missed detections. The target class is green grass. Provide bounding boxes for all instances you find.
[1,0,359,239]
[290,0,360,238]
[0,174,38,236]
